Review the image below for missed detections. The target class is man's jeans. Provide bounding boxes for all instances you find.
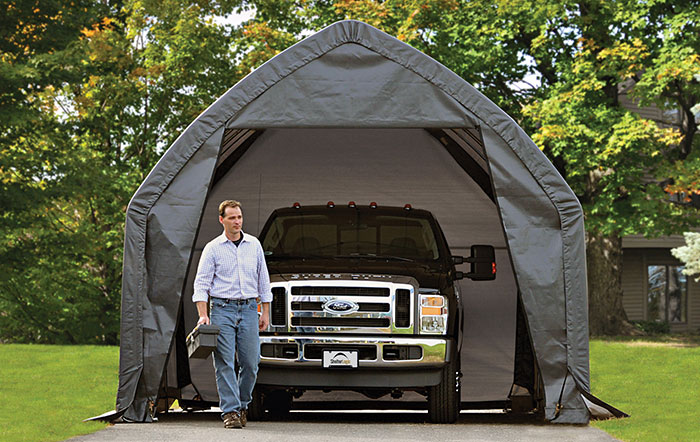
[210,297,260,414]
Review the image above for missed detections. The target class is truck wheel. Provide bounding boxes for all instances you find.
[264,390,293,418]
[247,387,265,421]
[427,353,460,423]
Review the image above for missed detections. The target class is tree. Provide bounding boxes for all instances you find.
[514,0,700,334]
[0,0,251,343]
[672,232,700,282]
[0,0,123,344]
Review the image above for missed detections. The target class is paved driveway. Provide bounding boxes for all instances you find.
[70,410,617,442]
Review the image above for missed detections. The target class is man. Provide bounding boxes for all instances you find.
[193,200,271,429]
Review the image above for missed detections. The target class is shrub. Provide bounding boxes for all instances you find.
[632,320,671,334]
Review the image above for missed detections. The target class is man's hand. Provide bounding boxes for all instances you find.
[259,302,270,331]
[258,314,269,331]
[195,301,209,326]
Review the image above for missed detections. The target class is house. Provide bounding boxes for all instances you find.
[622,235,700,333]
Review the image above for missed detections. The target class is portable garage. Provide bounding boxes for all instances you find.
[111,19,621,424]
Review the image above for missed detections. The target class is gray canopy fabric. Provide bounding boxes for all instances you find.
[115,20,601,424]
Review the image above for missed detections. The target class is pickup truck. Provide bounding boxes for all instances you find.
[250,202,495,423]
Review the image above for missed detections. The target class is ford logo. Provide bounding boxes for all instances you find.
[322,300,359,315]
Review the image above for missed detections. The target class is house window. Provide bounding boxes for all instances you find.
[647,265,687,323]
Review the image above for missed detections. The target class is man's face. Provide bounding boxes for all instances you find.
[219,206,243,238]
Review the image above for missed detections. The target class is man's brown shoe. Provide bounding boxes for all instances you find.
[223,411,243,429]
[240,409,247,427]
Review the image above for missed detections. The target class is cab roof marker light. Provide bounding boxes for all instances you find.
[292,202,301,208]
[348,201,356,208]
[404,204,412,210]
[369,202,378,208]
[327,201,335,208]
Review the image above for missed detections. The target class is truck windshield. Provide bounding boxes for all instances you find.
[261,212,441,261]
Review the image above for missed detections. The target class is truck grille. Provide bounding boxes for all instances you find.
[291,301,390,312]
[395,289,411,328]
[291,317,390,328]
[268,281,415,334]
[291,286,390,297]
[271,287,287,326]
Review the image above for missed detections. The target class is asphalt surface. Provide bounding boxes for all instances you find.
[70,410,618,442]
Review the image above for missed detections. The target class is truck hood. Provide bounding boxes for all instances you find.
[265,258,448,290]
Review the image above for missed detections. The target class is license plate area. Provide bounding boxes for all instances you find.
[322,349,358,368]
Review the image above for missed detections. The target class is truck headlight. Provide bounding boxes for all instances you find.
[419,294,447,334]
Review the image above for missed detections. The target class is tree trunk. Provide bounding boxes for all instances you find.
[586,232,638,335]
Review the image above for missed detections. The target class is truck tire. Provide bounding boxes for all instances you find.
[264,390,293,418]
[427,352,460,423]
[247,387,265,421]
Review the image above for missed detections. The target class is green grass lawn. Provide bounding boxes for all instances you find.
[590,336,700,441]
[0,344,118,442]
[0,337,698,441]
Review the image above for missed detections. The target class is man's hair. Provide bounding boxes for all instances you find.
[219,200,242,217]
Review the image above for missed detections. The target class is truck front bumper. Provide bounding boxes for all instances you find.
[259,335,449,367]
[257,335,450,388]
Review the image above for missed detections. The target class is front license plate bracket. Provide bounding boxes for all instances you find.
[322,349,358,369]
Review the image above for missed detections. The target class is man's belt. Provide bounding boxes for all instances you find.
[211,297,259,304]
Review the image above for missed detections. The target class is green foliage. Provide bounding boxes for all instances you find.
[1,2,128,344]
[631,320,671,335]
[0,0,110,128]
[0,0,251,344]
[0,344,118,442]
[515,0,700,237]
[590,338,700,441]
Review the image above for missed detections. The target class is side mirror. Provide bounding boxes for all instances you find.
[466,245,496,281]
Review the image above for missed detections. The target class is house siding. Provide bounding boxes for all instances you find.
[622,250,645,320]
[618,84,680,129]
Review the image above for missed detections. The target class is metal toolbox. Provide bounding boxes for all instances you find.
[186,324,221,359]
